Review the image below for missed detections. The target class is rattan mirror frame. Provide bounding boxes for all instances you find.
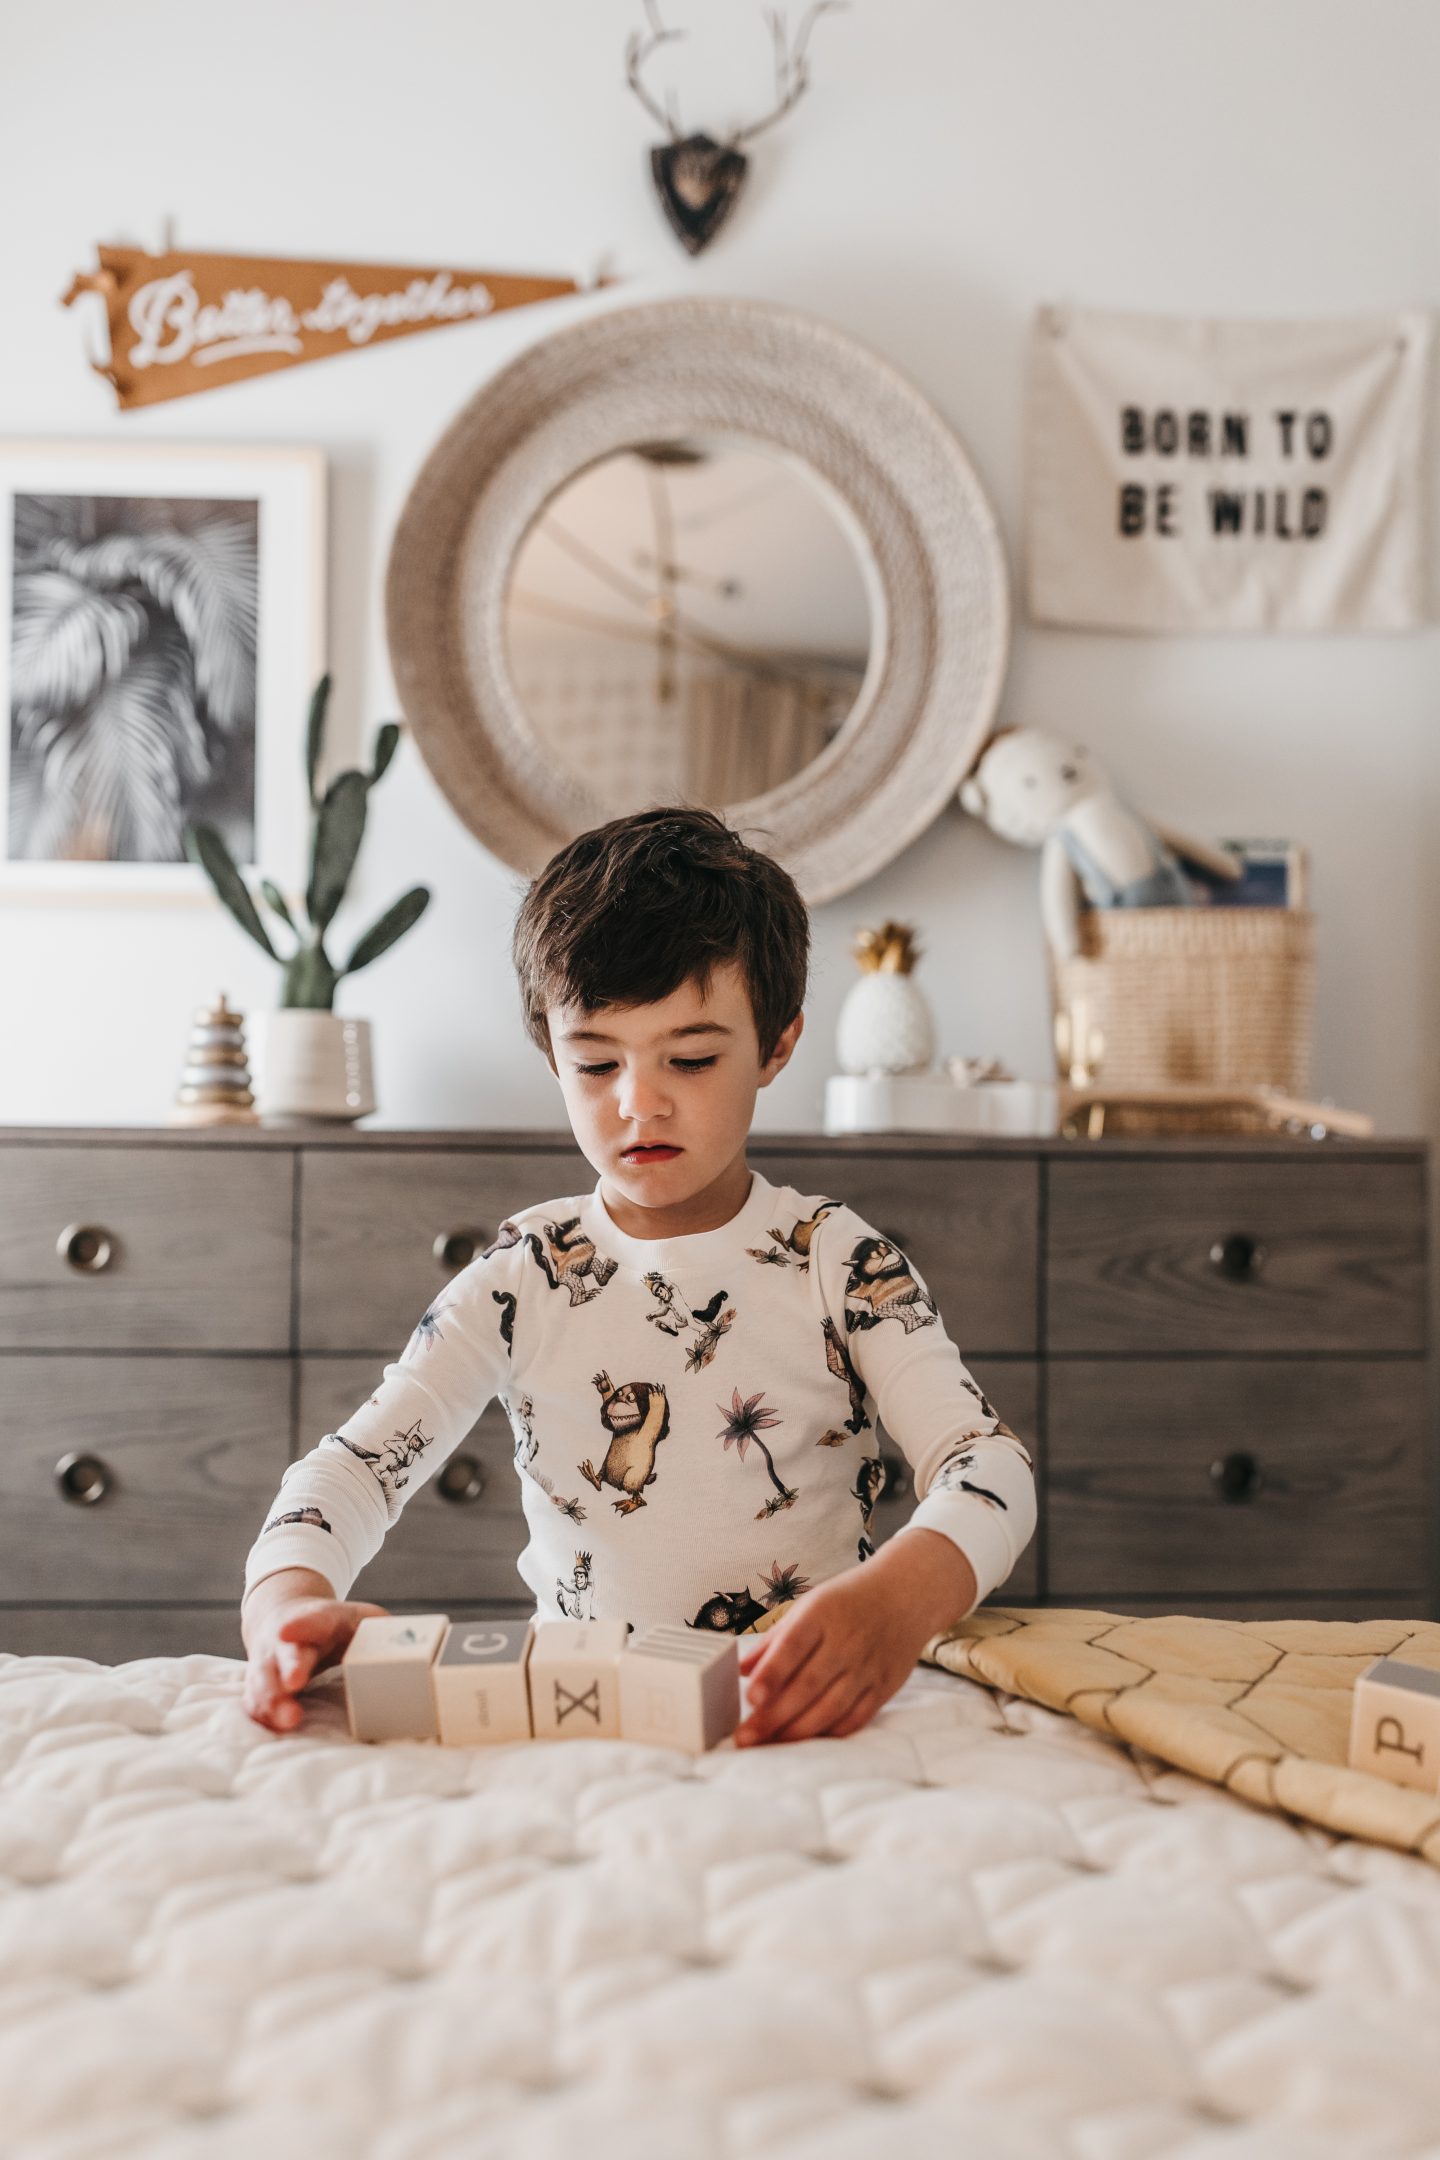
[384,296,1010,904]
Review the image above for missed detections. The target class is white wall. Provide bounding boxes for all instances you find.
[3,0,1438,1141]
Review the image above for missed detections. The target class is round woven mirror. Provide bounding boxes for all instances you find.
[385,296,1010,904]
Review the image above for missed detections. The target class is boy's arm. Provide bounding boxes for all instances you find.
[731,1216,1038,1747]
[241,1566,336,1642]
[820,1211,1038,1624]
[241,1565,393,1734]
[241,1234,524,1607]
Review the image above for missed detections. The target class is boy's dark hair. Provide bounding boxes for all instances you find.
[512,805,810,1068]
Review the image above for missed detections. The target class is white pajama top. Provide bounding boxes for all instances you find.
[241,1167,1038,1635]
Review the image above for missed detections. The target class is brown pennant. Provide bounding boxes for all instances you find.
[62,245,606,410]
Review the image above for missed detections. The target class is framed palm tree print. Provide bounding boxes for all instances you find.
[0,440,324,899]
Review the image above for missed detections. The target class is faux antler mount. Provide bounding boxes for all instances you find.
[624,1,844,255]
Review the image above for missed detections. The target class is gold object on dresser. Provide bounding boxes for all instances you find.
[1058,1082,1376,1141]
[169,993,260,1127]
[0,1127,1430,1662]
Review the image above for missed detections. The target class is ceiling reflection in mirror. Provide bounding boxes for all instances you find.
[502,436,875,815]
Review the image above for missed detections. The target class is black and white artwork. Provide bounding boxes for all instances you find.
[8,491,259,865]
[0,439,322,901]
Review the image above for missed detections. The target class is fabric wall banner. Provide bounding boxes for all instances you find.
[1025,303,1433,632]
[61,246,601,410]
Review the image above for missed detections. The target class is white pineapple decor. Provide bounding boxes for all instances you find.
[835,920,937,1076]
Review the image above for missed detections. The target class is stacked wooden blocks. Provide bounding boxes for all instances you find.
[1348,1655,1440,1792]
[342,1613,741,1752]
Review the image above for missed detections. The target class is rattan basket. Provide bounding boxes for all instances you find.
[1049,908,1316,1094]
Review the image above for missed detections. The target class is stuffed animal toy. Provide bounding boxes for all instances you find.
[958,727,1239,963]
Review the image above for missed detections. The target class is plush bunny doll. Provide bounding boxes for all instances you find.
[958,727,1239,963]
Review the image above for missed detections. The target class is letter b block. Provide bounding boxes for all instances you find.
[1348,1655,1440,1792]
[618,1624,740,1753]
[432,1618,535,1745]
[527,1619,629,1739]
[342,1613,448,1742]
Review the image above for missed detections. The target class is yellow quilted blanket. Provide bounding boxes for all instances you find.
[921,1606,1440,1866]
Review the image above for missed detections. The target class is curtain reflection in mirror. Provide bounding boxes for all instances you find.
[504,438,870,814]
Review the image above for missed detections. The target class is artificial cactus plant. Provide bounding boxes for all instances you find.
[184,674,431,1009]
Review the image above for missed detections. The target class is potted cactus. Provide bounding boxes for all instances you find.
[184,674,431,1123]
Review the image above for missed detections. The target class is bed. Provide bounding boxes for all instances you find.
[2,1626,1439,2160]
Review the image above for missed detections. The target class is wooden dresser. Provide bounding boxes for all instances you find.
[0,1127,1431,1662]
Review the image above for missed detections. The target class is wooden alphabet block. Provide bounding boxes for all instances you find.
[527,1619,629,1740]
[342,1612,448,1742]
[431,1617,535,1745]
[618,1623,740,1753]
[1348,1655,1440,1792]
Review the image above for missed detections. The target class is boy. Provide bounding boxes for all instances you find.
[241,806,1036,1746]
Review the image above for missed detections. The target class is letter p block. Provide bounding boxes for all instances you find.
[1348,1655,1440,1792]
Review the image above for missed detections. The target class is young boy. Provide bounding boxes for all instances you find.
[240,806,1036,1746]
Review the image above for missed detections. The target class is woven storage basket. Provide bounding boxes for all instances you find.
[1050,908,1315,1094]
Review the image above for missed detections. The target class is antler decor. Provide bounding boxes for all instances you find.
[624,1,845,254]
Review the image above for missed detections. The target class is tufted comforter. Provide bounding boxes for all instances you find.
[3,1644,1440,2160]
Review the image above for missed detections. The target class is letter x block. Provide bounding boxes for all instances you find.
[342,1612,448,1742]
[1348,1655,1440,1792]
[618,1624,740,1753]
[432,1617,535,1745]
[527,1619,629,1740]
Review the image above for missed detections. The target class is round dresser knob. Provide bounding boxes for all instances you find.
[433,1230,486,1271]
[1209,1450,1264,1503]
[55,1452,112,1505]
[57,1224,114,1273]
[436,1454,486,1504]
[1208,1233,1265,1282]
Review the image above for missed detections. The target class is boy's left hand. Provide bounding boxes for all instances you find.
[733,1530,978,1746]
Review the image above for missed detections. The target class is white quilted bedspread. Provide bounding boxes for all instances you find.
[3,1653,1440,2160]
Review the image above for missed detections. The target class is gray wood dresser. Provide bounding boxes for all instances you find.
[0,1127,1432,1662]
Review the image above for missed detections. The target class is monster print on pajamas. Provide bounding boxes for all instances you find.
[330,1418,434,1519]
[523,1216,619,1305]
[842,1235,939,1335]
[579,1370,672,1513]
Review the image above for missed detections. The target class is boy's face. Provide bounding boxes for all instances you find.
[545,959,803,1214]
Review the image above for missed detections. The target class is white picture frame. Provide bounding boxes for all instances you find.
[0,439,326,902]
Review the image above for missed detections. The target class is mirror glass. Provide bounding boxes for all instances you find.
[502,434,875,815]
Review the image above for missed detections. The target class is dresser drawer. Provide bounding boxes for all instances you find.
[763,1151,1039,1355]
[0,1355,290,1600]
[297,1359,528,1603]
[872,1358,1040,1601]
[1040,1593,1433,1622]
[0,1606,248,1661]
[1047,1359,1429,1597]
[298,1148,591,1352]
[0,1144,292,1351]
[1046,1157,1427,1353]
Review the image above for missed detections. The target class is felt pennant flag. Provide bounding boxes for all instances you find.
[62,245,601,409]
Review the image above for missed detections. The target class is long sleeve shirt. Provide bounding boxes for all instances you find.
[241,1165,1037,1634]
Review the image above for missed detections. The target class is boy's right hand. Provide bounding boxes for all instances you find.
[241,1576,391,1732]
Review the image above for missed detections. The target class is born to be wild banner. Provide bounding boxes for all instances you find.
[62,246,598,410]
[1024,302,1432,632]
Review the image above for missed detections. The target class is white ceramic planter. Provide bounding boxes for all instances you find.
[252,1011,377,1126]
